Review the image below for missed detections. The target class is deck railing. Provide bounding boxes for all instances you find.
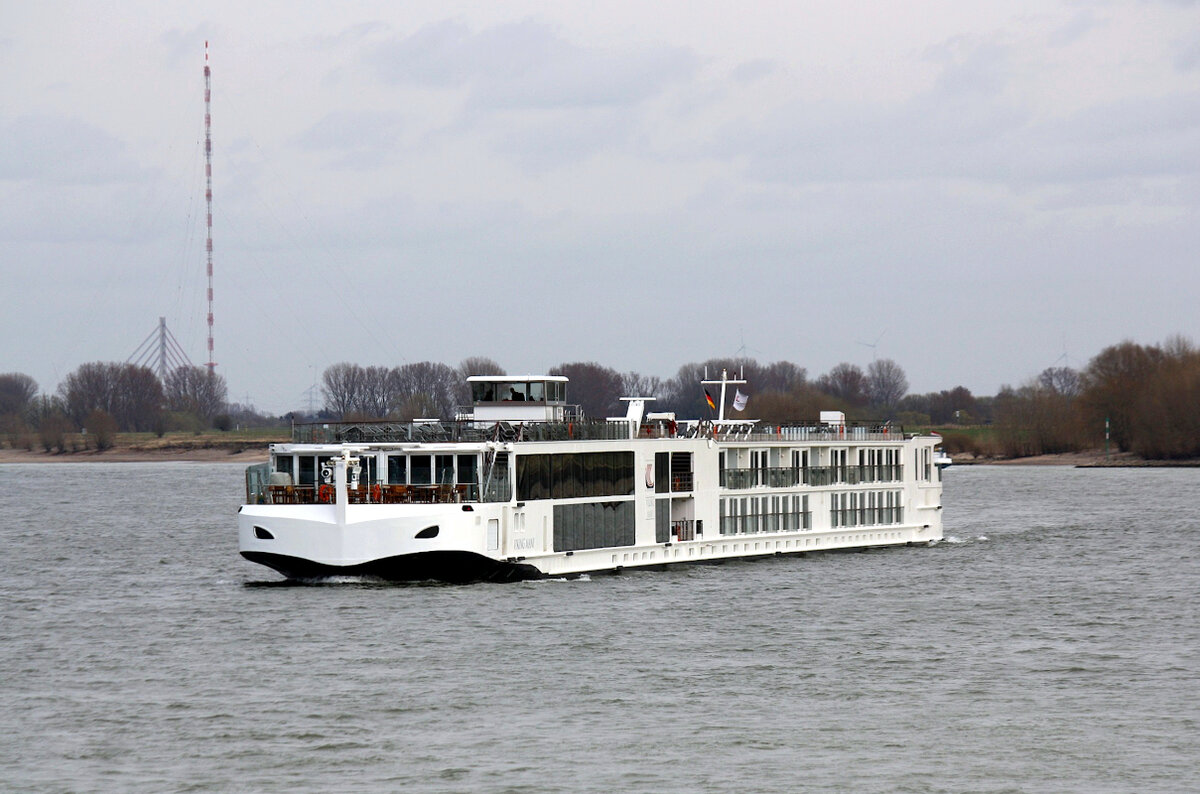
[257,482,482,505]
[293,418,630,444]
[721,465,904,489]
[670,472,694,492]
[732,425,903,443]
[672,520,699,541]
[291,418,905,445]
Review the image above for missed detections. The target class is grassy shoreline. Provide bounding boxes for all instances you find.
[0,429,281,463]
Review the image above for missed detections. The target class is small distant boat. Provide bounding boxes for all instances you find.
[934,450,953,470]
[238,370,946,582]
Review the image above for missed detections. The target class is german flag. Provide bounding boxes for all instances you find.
[704,389,716,410]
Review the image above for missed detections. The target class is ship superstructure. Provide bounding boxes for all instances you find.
[238,372,944,582]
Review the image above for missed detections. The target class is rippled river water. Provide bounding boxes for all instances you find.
[1,462,1197,793]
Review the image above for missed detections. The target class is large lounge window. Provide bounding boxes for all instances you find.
[553,501,635,551]
[410,455,432,485]
[517,452,635,501]
[298,455,316,486]
[387,455,406,484]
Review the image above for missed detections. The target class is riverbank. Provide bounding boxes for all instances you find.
[0,435,273,464]
[950,449,1200,467]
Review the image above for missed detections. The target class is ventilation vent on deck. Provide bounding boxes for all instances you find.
[415,525,440,539]
[253,526,275,540]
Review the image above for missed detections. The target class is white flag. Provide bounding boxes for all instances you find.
[733,389,748,412]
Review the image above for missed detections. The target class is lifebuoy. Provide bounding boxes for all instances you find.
[318,484,334,503]
[371,483,382,502]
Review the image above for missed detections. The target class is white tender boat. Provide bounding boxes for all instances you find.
[238,371,945,582]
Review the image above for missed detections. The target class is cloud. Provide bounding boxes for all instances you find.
[294,109,408,169]
[0,115,147,185]
[1176,33,1200,70]
[1046,10,1102,47]
[367,18,698,110]
[711,28,1200,205]
[731,59,779,83]
[486,107,634,171]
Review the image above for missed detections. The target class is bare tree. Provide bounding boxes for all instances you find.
[322,363,364,418]
[816,363,868,407]
[0,373,38,417]
[866,358,909,411]
[391,392,441,421]
[548,362,624,418]
[1081,341,1162,451]
[389,362,459,419]
[59,362,115,427]
[114,365,164,431]
[85,409,118,450]
[759,361,807,394]
[458,357,505,378]
[1037,366,1081,397]
[165,366,228,423]
[621,371,663,399]
[358,366,392,418]
[59,362,163,432]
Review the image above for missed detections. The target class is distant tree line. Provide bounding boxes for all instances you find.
[986,336,1200,459]
[0,363,233,452]
[316,356,915,425]
[6,334,1198,459]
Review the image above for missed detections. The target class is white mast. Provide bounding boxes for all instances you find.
[701,369,746,424]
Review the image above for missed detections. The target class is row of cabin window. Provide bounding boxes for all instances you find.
[471,381,566,403]
[516,452,635,501]
[831,491,904,527]
[553,501,636,552]
[719,495,811,535]
[274,453,478,486]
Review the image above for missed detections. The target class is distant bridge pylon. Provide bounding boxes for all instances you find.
[128,317,195,381]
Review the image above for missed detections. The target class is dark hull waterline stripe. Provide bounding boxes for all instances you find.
[241,550,542,583]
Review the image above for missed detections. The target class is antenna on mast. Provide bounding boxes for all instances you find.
[203,40,216,374]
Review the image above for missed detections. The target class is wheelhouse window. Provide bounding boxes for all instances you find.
[471,379,565,404]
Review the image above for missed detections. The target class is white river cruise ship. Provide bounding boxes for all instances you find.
[238,372,944,582]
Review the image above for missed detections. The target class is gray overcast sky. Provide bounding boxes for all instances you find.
[3,1,1199,413]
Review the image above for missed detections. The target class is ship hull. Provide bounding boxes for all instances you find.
[240,549,541,583]
[238,391,945,584]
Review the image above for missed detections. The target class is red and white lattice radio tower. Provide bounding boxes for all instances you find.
[203,41,216,374]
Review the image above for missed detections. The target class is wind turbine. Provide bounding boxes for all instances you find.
[856,329,887,361]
